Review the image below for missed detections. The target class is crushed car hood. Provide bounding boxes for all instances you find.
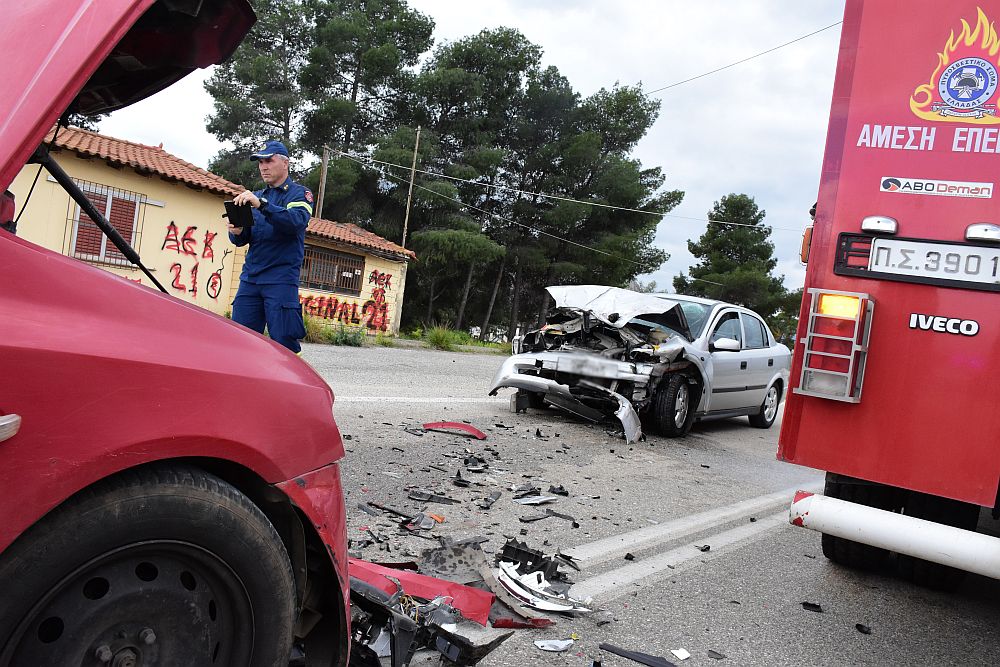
[3,0,255,191]
[546,285,690,338]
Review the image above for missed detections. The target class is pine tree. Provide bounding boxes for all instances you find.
[673,193,788,318]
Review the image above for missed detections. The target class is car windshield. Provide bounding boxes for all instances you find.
[677,301,713,337]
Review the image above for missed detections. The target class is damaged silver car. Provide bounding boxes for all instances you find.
[489,286,791,443]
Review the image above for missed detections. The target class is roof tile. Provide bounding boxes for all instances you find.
[50,126,415,261]
[307,218,415,261]
[49,126,242,196]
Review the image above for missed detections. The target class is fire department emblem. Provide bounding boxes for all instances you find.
[911,9,1000,123]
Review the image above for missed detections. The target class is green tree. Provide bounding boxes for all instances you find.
[300,0,434,153]
[673,194,787,318]
[205,0,311,183]
[769,287,803,343]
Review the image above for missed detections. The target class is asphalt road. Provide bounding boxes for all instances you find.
[302,343,1000,667]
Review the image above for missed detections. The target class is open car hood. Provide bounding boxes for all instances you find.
[545,285,691,338]
[2,0,255,191]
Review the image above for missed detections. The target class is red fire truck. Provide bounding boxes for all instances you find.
[780,0,1000,588]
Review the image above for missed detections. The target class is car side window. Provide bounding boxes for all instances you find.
[741,313,766,349]
[710,312,742,346]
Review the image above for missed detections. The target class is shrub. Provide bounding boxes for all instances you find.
[303,314,329,344]
[326,324,365,347]
[425,325,460,351]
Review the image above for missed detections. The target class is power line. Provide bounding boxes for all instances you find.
[354,152,647,267]
[330,147,802,233]
[646,20,843,94]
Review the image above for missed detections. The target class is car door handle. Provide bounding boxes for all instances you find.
[740,361,748,370]
[0,414,21,443]
[768,358,774,367]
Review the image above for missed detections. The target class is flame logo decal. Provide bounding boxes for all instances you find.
[911,7,1000,124]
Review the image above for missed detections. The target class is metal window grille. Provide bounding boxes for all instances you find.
[300,245,365,296]
[67,180,146,267]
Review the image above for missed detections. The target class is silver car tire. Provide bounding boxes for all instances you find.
[749,384,780,428]
[654,374,698,438]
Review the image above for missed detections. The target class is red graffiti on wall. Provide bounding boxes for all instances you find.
[162,222,180,252]
[181,227,198,256]
[368,270,392,290]
[188,263,198,297]
[363,287,389,331]
[301,291,390,332]
[169,263,186,291]
[162,222,198,256]
[206,249,231,300]
[202,231,217,260]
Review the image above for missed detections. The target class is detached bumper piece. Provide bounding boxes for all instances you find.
[489,353,644,444]
[348,559,512,666]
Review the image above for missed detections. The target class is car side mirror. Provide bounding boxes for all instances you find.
[710,337,741,352]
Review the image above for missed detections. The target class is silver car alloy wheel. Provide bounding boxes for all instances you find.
[674,383,689,428]
[763,386,778,422]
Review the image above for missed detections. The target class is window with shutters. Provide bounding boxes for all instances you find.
[300,245,365,296]
[69,181,144,266]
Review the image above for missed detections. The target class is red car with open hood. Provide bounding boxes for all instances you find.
[0,1,349,664]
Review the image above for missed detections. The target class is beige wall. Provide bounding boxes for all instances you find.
[299,240,407,335]
[9,153,411,331]
[9,153,243,315]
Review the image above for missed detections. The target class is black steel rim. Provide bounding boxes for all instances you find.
[1,540,254,666]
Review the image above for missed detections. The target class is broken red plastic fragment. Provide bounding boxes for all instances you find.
[349,558,494,626]
[422,421,488,440]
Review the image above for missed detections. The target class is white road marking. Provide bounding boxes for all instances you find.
[571,511,789,602]
[335,396,508,404]
[564,482,823,568]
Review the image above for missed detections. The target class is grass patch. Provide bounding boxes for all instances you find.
[302,315,366,346]
[425,325,459,351]
[303,314,329,343]
[373,332,395,347]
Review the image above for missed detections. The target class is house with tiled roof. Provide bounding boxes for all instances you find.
[8,126,413,333]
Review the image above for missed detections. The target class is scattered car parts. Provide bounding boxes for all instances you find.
[423,421,488,440]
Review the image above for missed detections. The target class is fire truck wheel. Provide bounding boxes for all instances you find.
[0,465,297,667]
[896,492,980,591]
[748,384,781,428]
[654,374,699,437]
[821,476,892,570]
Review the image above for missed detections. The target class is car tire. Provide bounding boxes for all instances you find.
[653,374,698,437]
[895,491,980,591]
[0,465,297,666]
[820,475,896,571]
[748,383,781,428]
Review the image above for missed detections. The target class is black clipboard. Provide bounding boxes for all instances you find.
[224,200,255,229]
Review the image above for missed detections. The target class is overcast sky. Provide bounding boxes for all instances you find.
[101,0,847,292]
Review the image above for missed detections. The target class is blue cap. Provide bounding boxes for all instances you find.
[250,140,290,160]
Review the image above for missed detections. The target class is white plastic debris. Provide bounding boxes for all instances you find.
[534,639,574,652]
[671,648,691,661]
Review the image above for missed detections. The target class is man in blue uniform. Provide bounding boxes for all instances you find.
[228,140,313,353]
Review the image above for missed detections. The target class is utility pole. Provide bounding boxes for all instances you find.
[316,145,330,220]
[401,126,421,248]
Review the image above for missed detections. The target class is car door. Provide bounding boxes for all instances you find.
[739,312,775,409]
[707,310,750,411]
